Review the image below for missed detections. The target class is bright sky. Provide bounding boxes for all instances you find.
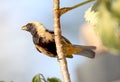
[0,0,93,82]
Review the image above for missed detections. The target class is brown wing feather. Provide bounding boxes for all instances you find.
[35,44,57,57]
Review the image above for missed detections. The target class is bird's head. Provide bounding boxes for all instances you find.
[22,22,46,35]
[22,23,32,31]
[22,22,45,31]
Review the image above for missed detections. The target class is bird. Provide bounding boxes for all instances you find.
[22,22,96,58]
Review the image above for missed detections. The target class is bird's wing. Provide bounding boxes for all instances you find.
[47,29,71,44]
[35,44,57,57]
[35,46,41,53]
[61,36,71,44]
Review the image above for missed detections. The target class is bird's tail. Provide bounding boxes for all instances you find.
[73,45,96,58]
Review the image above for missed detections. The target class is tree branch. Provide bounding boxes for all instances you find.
[60,0,95,16]
[53,0,71,82]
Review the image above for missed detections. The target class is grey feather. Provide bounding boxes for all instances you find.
[73,45,96,58]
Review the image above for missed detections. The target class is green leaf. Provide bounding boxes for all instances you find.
[94,2,120,53]
[32,74,41,82]
[84,0,120,54]
[47,77,62,82]
[111,0,120,18]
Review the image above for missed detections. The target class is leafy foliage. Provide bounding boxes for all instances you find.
[47,77,62,82]
[32,74,42,82]
[32,74,62,82]
[84,0,120,54]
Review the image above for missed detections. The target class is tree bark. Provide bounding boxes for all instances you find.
[53,0,71,82]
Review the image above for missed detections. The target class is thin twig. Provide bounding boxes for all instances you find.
[53,0,71,82]
[60,0,95,15]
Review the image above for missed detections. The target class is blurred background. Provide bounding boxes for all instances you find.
[0,0,120,82]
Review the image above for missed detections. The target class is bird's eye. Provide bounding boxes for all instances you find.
[26,23,33,27]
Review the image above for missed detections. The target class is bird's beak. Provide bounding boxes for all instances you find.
[22,26,27,30]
